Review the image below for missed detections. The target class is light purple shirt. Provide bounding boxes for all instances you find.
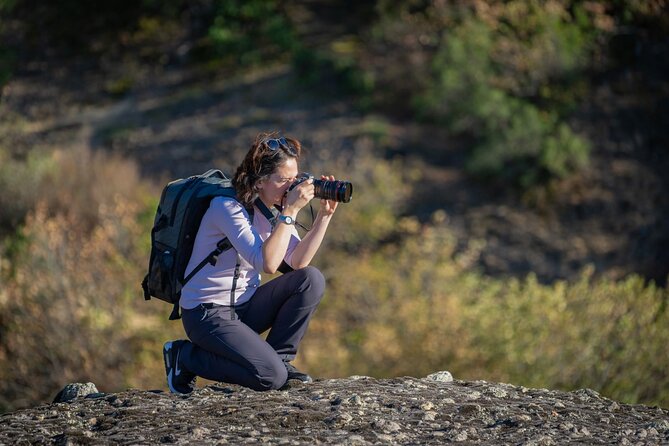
[180,196,300,309]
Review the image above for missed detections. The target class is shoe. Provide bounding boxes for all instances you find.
[163,340,197,394]
[284,362,313,383]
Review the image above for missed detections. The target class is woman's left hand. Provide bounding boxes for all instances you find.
[319,175,339,217]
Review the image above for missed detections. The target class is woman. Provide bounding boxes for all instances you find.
[162,132,337,393]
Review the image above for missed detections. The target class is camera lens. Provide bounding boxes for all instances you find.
[313,179,353,203]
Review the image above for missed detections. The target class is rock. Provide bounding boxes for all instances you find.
[189,426,211,440]
[374,433,394,442]
[453,430,468,442]
[424,371,453,382]
[420,401,434,411]
[525,435,556,445]
[486,386,508,398]
[649,419,669,430]
[373,419,401,433]
[573,388,603,402]
[53,383,99,403]
[423,411,437,421]
[2,376,667,445]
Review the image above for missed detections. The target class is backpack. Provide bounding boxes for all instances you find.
[141,169,240,320]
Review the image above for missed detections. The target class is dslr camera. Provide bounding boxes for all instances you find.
[289,173,353,203]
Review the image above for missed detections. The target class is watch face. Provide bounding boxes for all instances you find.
[280,215,294,225]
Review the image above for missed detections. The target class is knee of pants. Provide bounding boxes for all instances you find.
[255,361,288,391]
[296,266,325,302]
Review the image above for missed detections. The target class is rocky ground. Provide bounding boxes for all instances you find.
[1,373,668,445]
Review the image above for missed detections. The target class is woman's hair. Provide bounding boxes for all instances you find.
[233,132,302,206]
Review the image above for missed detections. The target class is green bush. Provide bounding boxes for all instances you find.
[414,11,592,188]
[208,0,298,66]
[465,98,590,187]
[292,39,375,108]
[352,1,601,188]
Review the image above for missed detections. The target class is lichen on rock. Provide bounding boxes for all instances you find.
[1,374,668,445]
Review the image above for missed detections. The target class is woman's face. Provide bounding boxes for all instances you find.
[257,157,299,206]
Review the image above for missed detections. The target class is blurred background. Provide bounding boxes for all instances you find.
[0,0,667,412]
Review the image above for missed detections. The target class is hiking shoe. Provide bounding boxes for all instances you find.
[284,362,313,383]
[163,340,197,394]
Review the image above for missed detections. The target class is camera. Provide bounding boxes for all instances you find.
[289,173,353,203]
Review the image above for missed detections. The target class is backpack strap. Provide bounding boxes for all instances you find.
[169,303,181,321]
[254,197,279,225]
[141,274,150,300]
[168,237,234,321]
[182,238,233,286]
[229,253,242,320]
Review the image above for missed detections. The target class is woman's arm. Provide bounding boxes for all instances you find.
[289,175,339,269]
[205,197,266,272]
[262,179,314,273]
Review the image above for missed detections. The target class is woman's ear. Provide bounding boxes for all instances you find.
[254,178,265,192]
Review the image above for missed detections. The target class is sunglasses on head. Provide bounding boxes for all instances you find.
[264,137,297,156]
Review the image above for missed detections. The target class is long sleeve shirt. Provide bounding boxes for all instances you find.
[179,196,300,309]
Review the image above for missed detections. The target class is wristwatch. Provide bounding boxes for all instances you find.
[277,214,295,225]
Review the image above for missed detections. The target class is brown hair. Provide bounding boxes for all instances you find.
[232,132,302,206]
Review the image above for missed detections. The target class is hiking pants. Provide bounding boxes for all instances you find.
[179,266,325,391]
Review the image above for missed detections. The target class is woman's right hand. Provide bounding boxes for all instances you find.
[283,178,314,215]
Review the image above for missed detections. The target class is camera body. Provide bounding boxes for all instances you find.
[289,172,353,203]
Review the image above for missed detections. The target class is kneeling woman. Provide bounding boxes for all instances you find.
[163,133,337,393]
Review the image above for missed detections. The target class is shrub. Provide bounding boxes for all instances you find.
[0,145,182,413]
[208,0,298,66]
[355,1,600,188]
[0,147,54,235]
[464,98,591,187]
[292,41,375,108]
[301,219,669,407]
[414,11,592,188]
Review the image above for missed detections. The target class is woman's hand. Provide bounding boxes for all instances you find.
[283,178,314,216]
[318,175,339,217]
[288,175,338,269]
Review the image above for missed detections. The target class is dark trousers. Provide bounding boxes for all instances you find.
[179,266,325,391]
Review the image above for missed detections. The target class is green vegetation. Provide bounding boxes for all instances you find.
[357,1,599,188]
[208,0,298,66]
[418,13,591,187]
